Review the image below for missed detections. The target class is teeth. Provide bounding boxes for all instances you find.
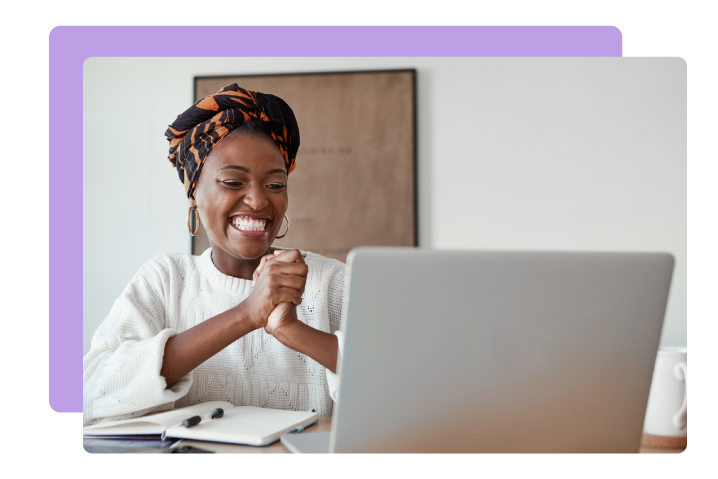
[231,216,267,231]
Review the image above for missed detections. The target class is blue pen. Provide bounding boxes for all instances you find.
[290,409,317,434]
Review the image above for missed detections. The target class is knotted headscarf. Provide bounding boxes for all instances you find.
[165,84,300,198]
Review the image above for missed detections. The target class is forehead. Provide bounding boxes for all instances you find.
[205,133,286,173]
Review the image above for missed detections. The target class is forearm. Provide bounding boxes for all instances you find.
[160,304,256,388]
[272,321,338,373]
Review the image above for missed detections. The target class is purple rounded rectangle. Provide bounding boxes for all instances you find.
[50,26,622,412]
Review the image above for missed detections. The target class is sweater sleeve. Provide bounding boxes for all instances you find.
[323,261,347,402]
[83,257,193,426]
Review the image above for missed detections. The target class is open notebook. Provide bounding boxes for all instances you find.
[83,401,319,446]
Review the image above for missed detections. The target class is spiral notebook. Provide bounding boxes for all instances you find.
[83,401,318,446]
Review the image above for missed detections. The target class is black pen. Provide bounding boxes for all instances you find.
[162,407,227,441]
[180,415,202,428]
[176,408,226,431]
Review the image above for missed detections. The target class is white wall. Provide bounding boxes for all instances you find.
[83,57,686,354]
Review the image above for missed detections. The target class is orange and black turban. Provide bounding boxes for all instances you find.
[165,84,300,198]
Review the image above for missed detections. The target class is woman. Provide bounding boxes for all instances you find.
[83,84,345,425]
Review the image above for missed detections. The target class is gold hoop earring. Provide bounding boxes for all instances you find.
[275,214,290,239]
[187,206,201,236]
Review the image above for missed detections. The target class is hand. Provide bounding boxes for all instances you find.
[241,249,307,333]
[265,301,299,337]
[256,250,306,336]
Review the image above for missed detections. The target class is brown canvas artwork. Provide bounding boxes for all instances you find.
[192,70,416,263]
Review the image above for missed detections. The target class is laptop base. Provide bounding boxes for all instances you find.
[280,432,331,453]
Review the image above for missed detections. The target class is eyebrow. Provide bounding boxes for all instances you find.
[218,166,287,176]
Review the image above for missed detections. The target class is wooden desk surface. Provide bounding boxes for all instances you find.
[178,417,684,454]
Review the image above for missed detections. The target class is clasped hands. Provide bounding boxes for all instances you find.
[244,249,307,337]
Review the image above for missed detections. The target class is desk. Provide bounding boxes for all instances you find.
[176,418,685,453]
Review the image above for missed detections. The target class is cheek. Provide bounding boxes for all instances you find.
[196,186,231,227]
[274,194,289,215]
[277,188,289,206]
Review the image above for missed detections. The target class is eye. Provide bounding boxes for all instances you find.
[267,183,286,190]
[223,181,243,187]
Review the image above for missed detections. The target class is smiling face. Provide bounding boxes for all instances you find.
[190,131,288,276]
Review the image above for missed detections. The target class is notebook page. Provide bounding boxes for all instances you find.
[83,401,235,435]
[164,407,318,445]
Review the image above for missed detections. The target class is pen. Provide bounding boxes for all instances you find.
[289,409,317,434]
[162,408,226,440]
[179,408,224,428]
[180,416,202,428]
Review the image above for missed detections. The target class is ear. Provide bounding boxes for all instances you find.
[189,195,197,208]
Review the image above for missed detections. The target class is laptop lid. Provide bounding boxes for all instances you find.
[329,248,673,453]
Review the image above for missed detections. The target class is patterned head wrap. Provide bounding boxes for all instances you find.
[165,84,300,198]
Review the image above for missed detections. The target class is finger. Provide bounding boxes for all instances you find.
[272,249,304,264]
[252,259,266,288]
[276,287,303,306]
[265,262,308,278]
[252,254,275,287]
[258,253,274,273]
[269,274,306,293]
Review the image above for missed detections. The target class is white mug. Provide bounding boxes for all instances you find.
[643,347,687,436]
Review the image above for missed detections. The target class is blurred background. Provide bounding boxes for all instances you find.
[190,70,417,261]
[83,57,685,355]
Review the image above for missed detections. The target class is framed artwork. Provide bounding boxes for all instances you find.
[192,69,417,263]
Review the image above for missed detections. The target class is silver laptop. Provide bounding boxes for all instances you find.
[281,248,673,453]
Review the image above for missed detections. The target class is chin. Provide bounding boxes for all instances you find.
[231,240,272,260]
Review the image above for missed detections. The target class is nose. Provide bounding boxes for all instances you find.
[242,182,269,211]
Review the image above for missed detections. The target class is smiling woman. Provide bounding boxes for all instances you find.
[82,85,346,425]
[194,129,290,272]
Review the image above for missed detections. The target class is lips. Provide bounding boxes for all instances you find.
[228,213,272,238]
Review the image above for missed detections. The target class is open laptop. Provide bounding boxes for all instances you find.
[281,248,674,453]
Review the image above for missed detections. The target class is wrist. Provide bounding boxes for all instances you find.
[233,302,262,334]
[270,316,303,344]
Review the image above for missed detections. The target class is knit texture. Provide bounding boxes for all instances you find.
[83,248,345,426]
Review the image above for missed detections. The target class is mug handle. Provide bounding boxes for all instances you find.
[672,362,687,429]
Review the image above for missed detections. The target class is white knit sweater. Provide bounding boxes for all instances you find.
[83,247,345,426]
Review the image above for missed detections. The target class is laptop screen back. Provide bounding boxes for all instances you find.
[330,248,673,453]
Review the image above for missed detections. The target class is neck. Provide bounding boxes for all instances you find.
[210,247,276,280]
